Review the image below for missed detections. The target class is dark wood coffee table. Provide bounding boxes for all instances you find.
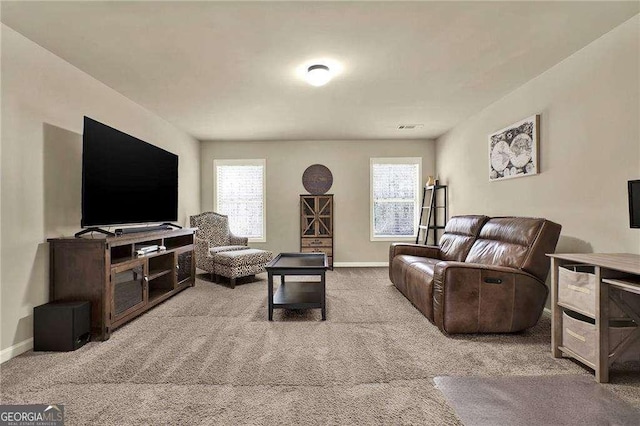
[265,252,328,321]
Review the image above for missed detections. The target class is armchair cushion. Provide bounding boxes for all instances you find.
[209,245,249,255]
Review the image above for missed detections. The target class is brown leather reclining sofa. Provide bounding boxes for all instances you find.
[389,215,561,334]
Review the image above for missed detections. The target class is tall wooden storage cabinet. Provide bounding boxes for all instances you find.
[300,194,334,269]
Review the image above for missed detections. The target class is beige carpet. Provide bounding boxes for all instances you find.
[1,268,639,425]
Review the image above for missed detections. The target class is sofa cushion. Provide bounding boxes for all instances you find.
[391,255,422,295]
[391,255,439,320]
[404,260,439,320]
[402,256,439,277]
[465,217,544,270]
[439,215,489,261]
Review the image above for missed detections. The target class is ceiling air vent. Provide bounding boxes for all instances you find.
[397,124,424,130]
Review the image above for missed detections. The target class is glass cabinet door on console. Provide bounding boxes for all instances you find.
[175,247,194,285]
[111,259,148,323]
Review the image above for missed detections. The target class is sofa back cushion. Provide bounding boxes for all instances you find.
[438,215,489,261]
[465,217,562,281]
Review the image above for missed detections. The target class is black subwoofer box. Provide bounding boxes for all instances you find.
[34,301,91,351]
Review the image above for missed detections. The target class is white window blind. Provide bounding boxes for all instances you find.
[214,159,265,242]
[370,158,421,240]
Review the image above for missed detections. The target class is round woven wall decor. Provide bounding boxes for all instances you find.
[302,164,333,194]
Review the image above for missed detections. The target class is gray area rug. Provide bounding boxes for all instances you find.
[434,375,640,426]
[1,268,639,425]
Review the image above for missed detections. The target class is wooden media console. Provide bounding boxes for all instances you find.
[48,228,196,340]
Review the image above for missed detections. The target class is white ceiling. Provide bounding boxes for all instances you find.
[1,1,638,141]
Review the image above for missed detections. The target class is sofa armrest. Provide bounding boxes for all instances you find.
[389,243,441,262]
[432,262,548,334]
[229,233,248,246]
[389,243,442,283]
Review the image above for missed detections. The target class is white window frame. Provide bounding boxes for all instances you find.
[213,159,266,243]
[370,157,422,241]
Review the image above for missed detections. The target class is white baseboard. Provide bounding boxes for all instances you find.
[1,338,33,364]
[333,262,389,268]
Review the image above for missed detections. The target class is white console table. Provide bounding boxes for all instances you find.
[548,253,640,383]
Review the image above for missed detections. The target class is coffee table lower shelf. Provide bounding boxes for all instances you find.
[273,281,323,310]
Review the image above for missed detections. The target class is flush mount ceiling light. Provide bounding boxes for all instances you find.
[296,59,343,86]
[306,64,332,86]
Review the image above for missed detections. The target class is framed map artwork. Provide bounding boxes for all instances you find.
[489,115,539,181]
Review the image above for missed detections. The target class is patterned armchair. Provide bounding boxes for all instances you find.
[189,212,249,276]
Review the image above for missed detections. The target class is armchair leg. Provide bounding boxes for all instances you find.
[230,278,236,289]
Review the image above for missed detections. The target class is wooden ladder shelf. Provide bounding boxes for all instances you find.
[416,184,448,245]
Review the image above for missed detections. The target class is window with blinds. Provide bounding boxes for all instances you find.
[370,157,421,240]
[214,159,266,242]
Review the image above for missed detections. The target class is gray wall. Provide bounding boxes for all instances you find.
[200,139,436,264]
[0,25,201,359]
[436,15,640,255]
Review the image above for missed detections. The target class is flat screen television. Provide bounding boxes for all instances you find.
[629,179,640,229]
[81,117,178,227]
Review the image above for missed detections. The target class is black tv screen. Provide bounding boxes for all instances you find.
[629,179,640,229]
[81,117,178,227]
